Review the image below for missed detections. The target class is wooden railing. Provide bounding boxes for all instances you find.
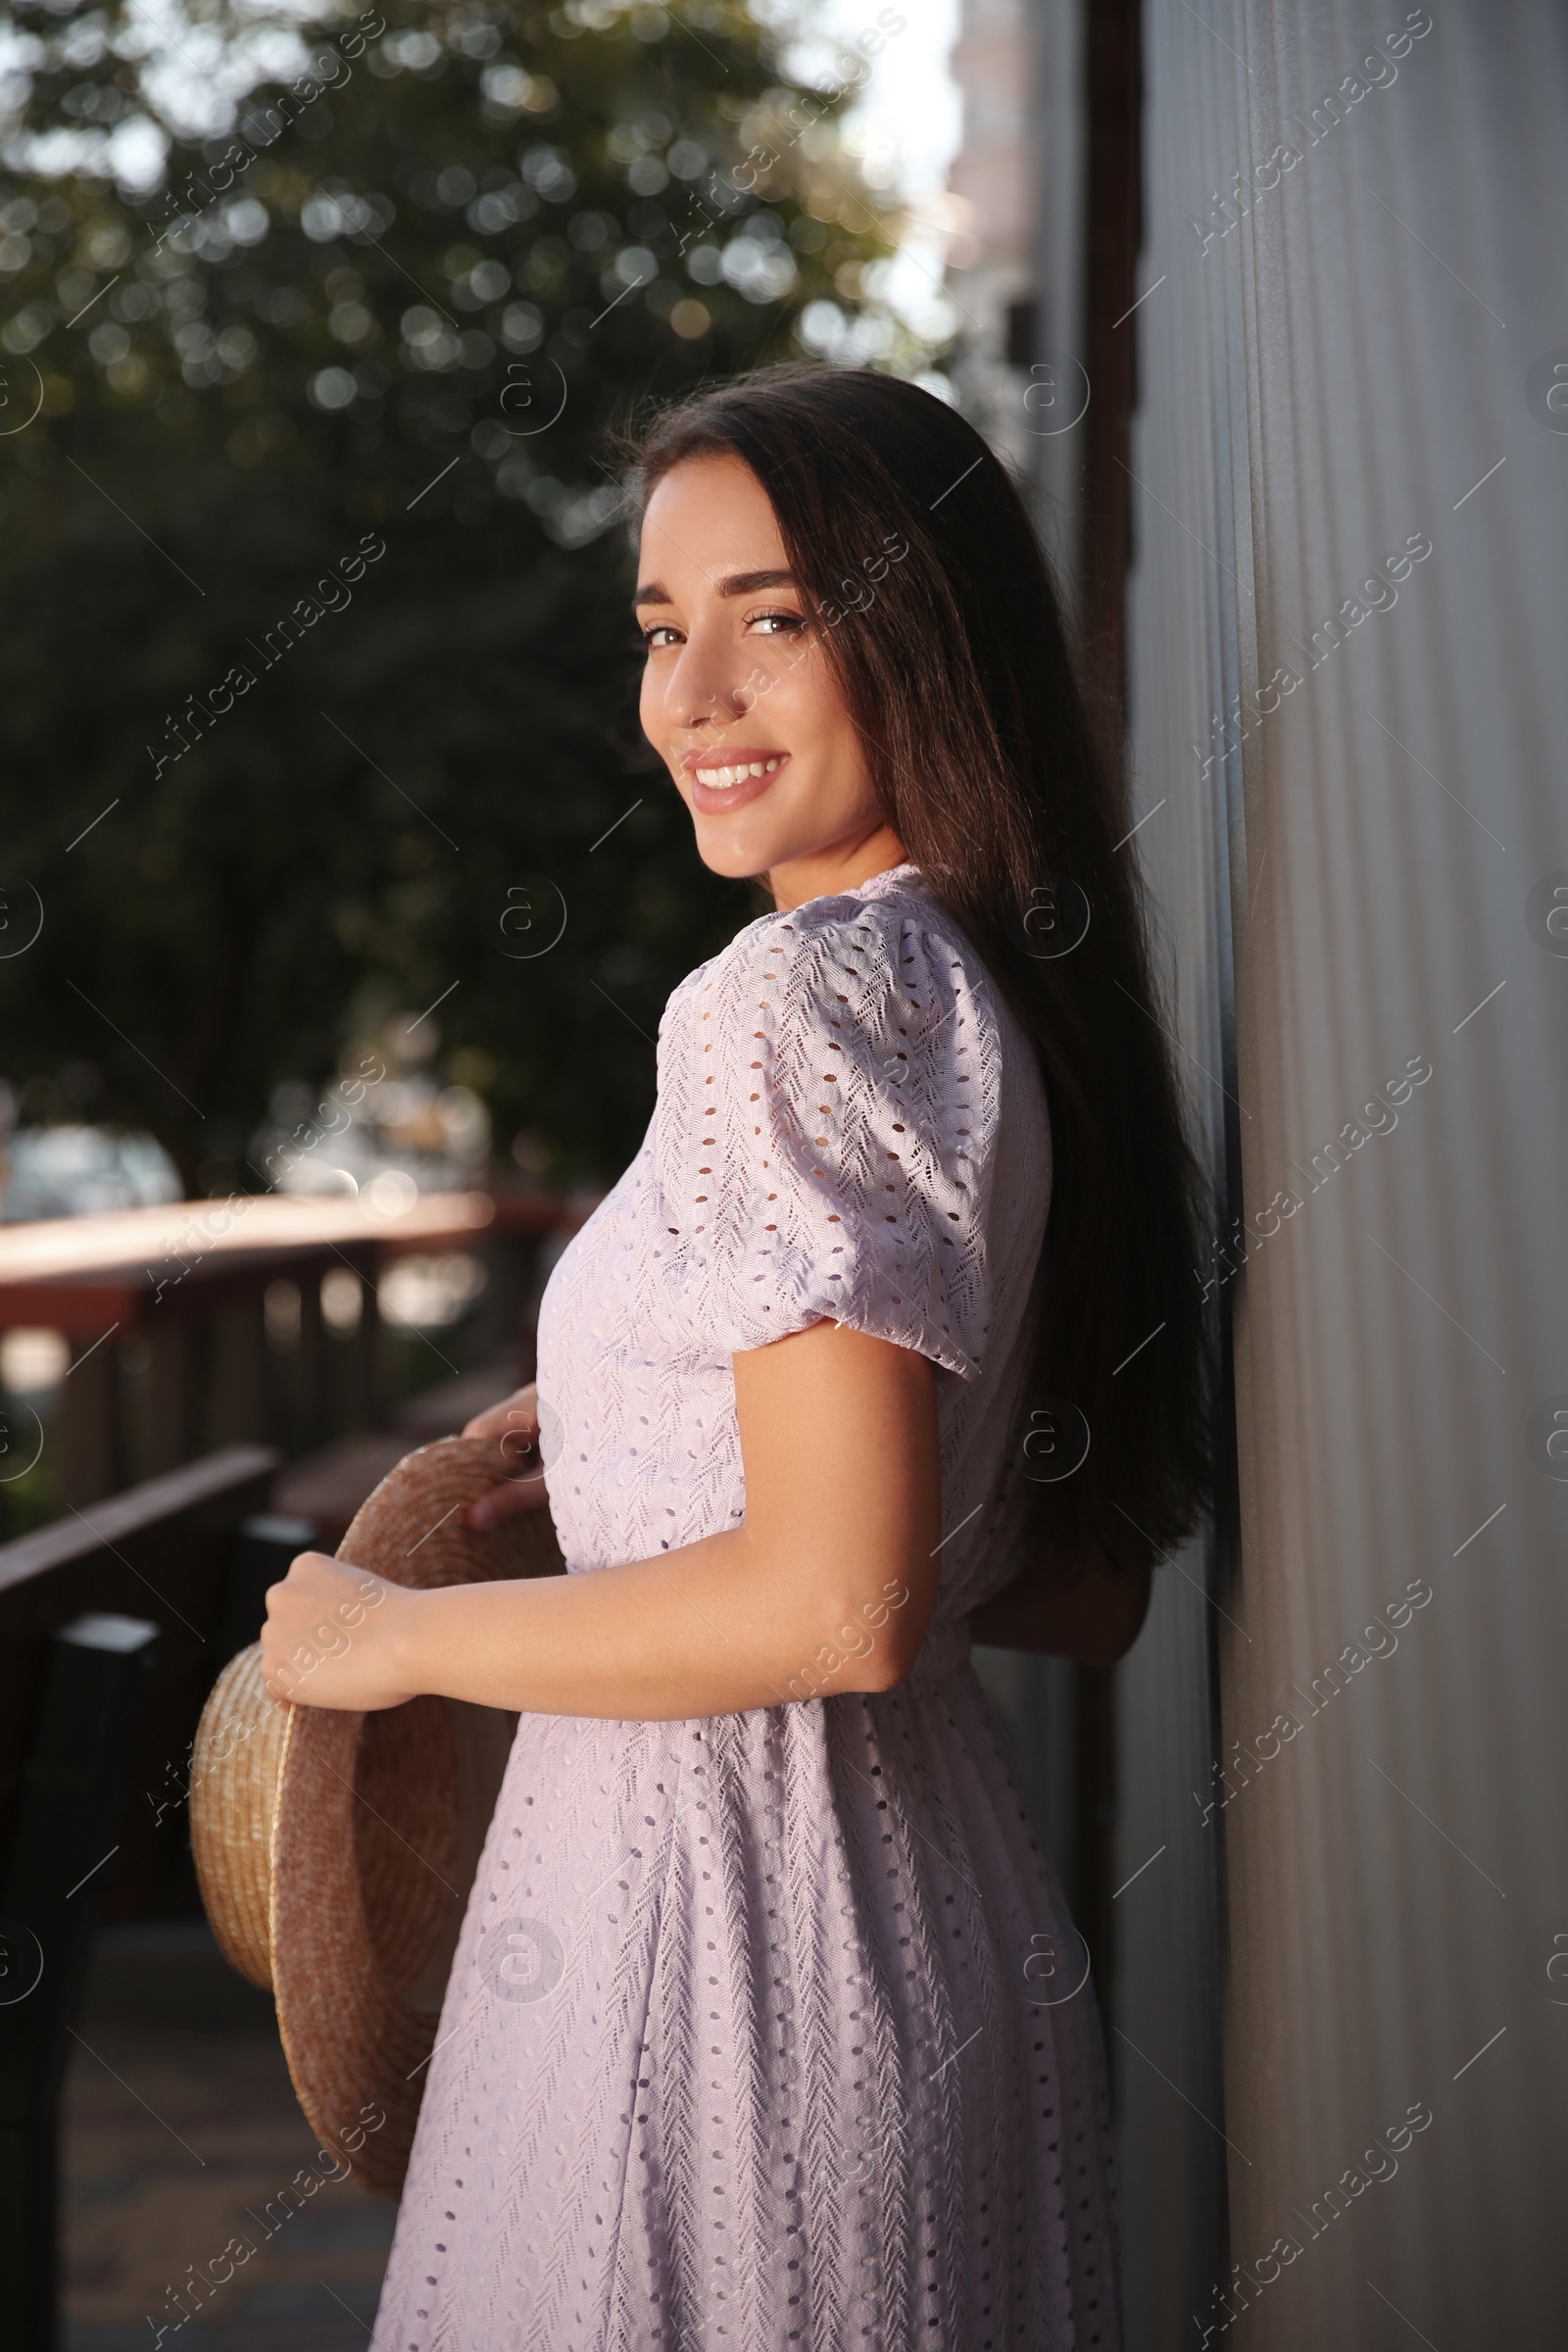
[0,1186,591,2341]
[0,1187,575,1516]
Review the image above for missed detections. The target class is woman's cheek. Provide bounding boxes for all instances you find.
[638,668,662,752]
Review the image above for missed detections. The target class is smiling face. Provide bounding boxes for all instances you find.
[635,453,906,910]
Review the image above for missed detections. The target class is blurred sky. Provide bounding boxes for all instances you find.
[813,0,962,201]
[773,0,964,364]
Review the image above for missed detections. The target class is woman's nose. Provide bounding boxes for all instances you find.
[666,628,756,728]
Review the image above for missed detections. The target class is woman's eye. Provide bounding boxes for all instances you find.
[641,623,681,650]
[746,609,807,638]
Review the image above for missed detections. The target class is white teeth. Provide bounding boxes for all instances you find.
[699,758,782,789]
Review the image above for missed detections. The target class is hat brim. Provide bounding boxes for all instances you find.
[192,1436,564,2198]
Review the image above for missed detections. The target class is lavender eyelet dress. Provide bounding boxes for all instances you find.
[371,862,1120,2351]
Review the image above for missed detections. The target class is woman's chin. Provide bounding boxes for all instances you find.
[690,814,788,877]
[694,834,776,880]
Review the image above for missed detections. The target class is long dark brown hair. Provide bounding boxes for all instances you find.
[623,364,1215,1581]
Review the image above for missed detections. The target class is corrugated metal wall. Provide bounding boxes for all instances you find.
[1117,1,1568,2342]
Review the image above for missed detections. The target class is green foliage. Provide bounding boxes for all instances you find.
[0,0,922,1189]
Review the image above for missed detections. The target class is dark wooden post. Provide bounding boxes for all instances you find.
[344,1261,379,1432]
[1074,0,1145,2022]
[1079,0,1144,748]
[138,1322,196,1478]
[213,1511,318,1664]
[209,1297,267,1450]
[296,1269,326,1449]
[0,1611,160,2352]
[59,1334,119,1509]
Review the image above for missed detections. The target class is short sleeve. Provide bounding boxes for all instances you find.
[651,891,1002,1379]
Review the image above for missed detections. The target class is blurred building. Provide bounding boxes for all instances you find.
[0,1104,181,1223]
[944,0,1036,468]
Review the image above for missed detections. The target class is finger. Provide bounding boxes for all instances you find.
[263,1660,299,1705]
[466,1478,551,1531]
[464,1405,540,1444]
[276,1549,337,1591]
[462,1386,538,1442]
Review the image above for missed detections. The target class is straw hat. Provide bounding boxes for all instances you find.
[190,1435,563,2198]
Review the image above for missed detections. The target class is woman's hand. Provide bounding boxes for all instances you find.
[461,1381,552,1530]
[260,1551,419,1710]
[967,1544,1152,1666]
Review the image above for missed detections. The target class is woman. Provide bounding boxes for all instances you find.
[263,366,1213,2349]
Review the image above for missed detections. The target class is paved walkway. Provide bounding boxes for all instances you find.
[64,1922,395,2349]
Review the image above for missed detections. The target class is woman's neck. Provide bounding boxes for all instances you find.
[765,822,910,911]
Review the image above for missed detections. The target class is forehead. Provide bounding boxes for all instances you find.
[638,454,786,587]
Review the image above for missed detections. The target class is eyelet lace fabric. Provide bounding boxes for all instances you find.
[371,865,1120,2351]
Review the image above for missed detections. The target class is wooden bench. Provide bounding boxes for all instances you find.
[0,1445,284,2348]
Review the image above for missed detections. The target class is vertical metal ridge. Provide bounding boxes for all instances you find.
[1118,0,1568,2341]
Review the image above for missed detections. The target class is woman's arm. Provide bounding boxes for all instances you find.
[261,1319,942,1720]
[453,1379,1151,1665]
[968,1546,1152,1668]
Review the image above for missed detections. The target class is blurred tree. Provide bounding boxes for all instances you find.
[0,0,930,1192]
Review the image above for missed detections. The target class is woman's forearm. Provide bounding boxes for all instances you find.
[388,1327,942,1718]
[389,1526,919,1719]
[265,1323,945,1720]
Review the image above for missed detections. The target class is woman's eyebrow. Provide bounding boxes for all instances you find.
[715,567,795,597]
[631,567,796,611]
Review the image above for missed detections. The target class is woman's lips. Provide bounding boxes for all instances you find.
[684,749,789,815]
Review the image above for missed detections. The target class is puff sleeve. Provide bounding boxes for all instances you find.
[651,892,1002,1378]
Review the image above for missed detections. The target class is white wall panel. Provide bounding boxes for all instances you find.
[1120,1,1568,2342]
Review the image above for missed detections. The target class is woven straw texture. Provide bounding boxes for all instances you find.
[190,1642,291,1990]
[190,1435,562,2198]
